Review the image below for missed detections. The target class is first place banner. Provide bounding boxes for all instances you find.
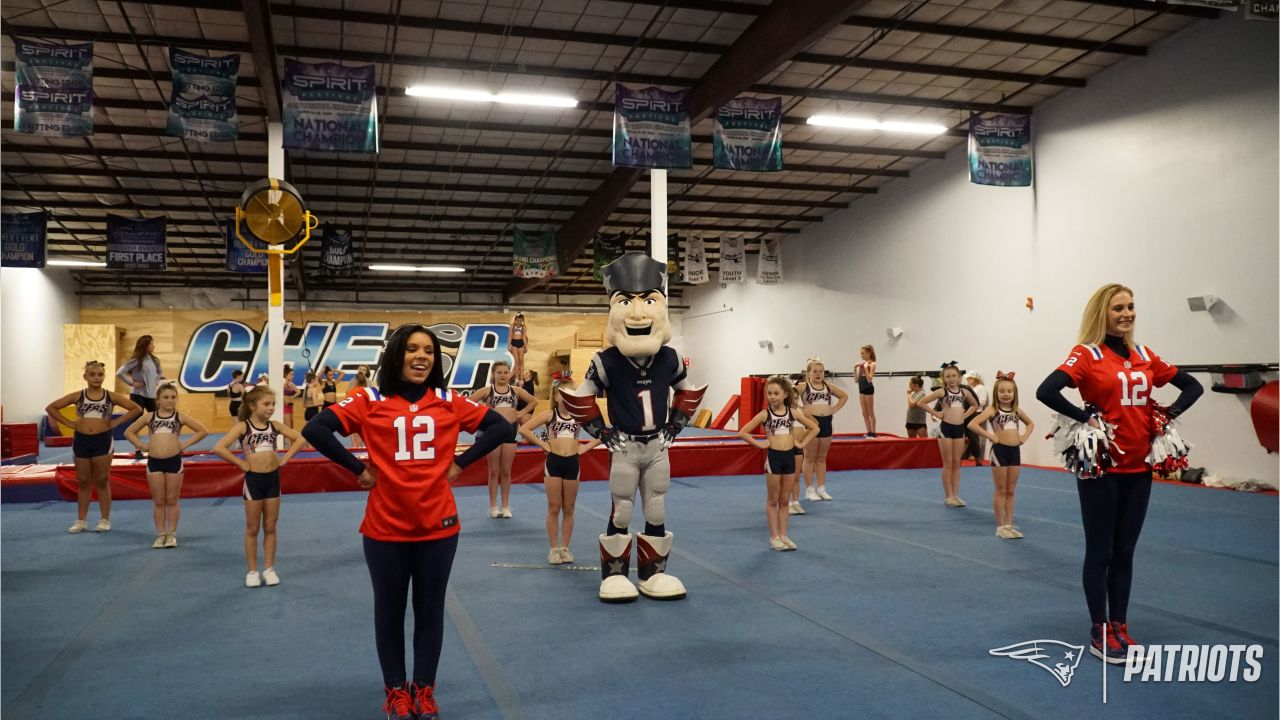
[282,59,379,153]
[107,216,167,271]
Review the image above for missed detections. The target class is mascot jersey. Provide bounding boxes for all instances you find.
[584,345,687,436]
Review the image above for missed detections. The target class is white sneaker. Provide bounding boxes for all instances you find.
[1006,526,1024,539]
[94,518,111,532]
[548,547,563,564]
[152,534,166,549]
[488,506,501,519]
[560,546,574,563]
[944,497,959,507]
[953,497,966,507]
[805,487,820,502]
[780,536,798,550]
[164,533,178,548]
[245,571,262,588]
[69,520,88,533]
[262,567,280,586]
[816,487,833,501]
[500,507,513,518]
[788,501,805,515]
[769,537,787,551]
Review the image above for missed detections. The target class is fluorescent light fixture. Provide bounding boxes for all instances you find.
[369,264,467,273]
[807,115,947,135]
[405,85,577,108]
[47,258,107,267]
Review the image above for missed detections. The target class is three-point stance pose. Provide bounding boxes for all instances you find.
[561,253,706,603]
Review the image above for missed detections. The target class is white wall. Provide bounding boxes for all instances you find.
[1,267,80,423]
[680,17,1278,483]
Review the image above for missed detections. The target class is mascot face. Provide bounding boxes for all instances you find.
[608,290,671,357]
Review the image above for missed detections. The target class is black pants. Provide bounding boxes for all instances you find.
[362,534,458,687]
[131,393,156,413]
[1077,471,1152,624]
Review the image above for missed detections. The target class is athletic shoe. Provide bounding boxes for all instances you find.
[245,571,262,588]
[152,534,166,549]
[94,518,111,532]
[500,506,513,518]
[560,547,574,563]
[805,487,820,502]
[780,536,797,550]
[69,519,88,533]
[867,432,877,439]
[383,685,414,720]
[548,547,563,564]
[788,500,805,515]
[262,567,280,586]
[411,682,440,720]
[944,497,959,507]
[1006,526,1024,539]
[1110,621,1139,653]
[816,487,833,501]
[953,497,966,508]
[164,533,178,548]
[1090,623,1127,664]
[996,526,1011,539]
[488,506,501,519]
[769,537,787,551]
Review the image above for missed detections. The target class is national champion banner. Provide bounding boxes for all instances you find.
[1,211,48,268]
[592,232,627,281]
[682,233,708,284]
[13,38,94,137]
[167,48,239,142]
[106,215,167,271]
[713,96,783,172]
[968,113,1033,187]
[756,238,783,285]
[282,59,379,153]
[719,236,745,283]
[512,228,559,278]
[321,226,355,276]
[612,84,693,169]
[225,220,267,273]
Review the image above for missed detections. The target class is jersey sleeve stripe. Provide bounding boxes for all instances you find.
[1085,344,1103,360]
[1135,345,1151,361]
[591,355,609,387]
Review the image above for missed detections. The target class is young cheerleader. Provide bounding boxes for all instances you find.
[905,376,928,438]
[795,357,847,504]
[508,313,529,377]
[788,379,807,515]
[303,371,325,423]
[518,381,601,564]
[321,367,339,409]
[469,361,536,518]
[739,376,818,551]
[917,363,980,507]
[46,361,141,533]
[124,383,209,548]
[213,385,307,587]
[228,370,246,418]
[968,372,1035,539]
[854,344,878,438]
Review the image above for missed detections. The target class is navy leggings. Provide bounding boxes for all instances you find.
[362,534,458,687]
[1076,471,1152,624]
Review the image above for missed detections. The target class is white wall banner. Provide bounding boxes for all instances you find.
[682,234,708,284]
[756,238,782,285]
[719,236,744,283]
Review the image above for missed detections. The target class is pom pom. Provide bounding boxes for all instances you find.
[1046,404,1120,479]
[1147,403,1191,476]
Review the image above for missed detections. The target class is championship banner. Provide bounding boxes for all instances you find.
[320,227,355,276]
[682,234,708,285]
[106,215,166,271]
[612,84,692,169]
[592,232,626,281]
[225,220,267,273]
[713,96,783,172]
[719,236,745,283]
[282,59,379,153]
[756,238,783,285]
[1245,1,1277,20]
[13,38,94,137]
[512,228,559,278]
[1,211,48,268]
[968,113,1033,187]
[167,48,239,142]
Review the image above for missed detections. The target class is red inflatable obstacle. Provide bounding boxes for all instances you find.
[710,394,740,430]
[1251,381,1278,454]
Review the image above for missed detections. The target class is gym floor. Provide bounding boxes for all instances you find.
[2,467,1275,719]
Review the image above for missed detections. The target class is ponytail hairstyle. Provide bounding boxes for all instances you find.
[804,356,825,380]
[156,382,179,399]
[861,344,876,362]
[238,385,274,422]
[767,375,795,408]
[908,375,924,391]
[129,335,160,373]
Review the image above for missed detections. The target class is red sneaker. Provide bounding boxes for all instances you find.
[1110,621,1140,651]
[1090,623,1127,664]
[412,682,440,720]
[382,685,413,720]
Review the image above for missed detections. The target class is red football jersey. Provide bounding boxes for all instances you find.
[331,387,488,542]
[1057,343,1179,474]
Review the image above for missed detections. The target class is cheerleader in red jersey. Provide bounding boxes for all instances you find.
[1037,284,1202,665]
[303,324,514,720]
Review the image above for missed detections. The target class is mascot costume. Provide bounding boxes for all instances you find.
[562,252,706,603]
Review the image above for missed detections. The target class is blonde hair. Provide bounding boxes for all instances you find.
[767,375,795,408]
[238,385,274,422]
[992,377,1020,413]
[156,382,179,398]
[861,344,876,361]
[1078,283,1134,348]
[804,357,825,375]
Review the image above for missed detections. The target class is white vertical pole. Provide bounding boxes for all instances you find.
[650,168,667,288]
[267,122,286,426]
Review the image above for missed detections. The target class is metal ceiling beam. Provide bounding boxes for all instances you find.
[839,15,1146,56]
[507,0,874,300]
[623,0,1217,21]
[269,4,1085,87]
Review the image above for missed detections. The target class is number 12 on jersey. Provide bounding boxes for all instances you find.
[1117,371,1150,406]
[393,415,437,460]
